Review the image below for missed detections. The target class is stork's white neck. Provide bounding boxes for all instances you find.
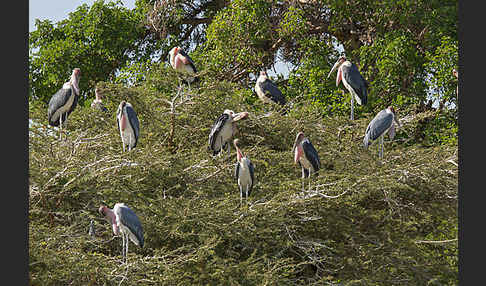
[256,75,267,84]
[341,61,352,68]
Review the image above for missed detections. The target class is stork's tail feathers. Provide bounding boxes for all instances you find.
[363,134,371,149]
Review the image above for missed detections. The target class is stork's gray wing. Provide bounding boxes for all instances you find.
[365,109,393,141]
[125,105,140,146]
[302,139,320,172]
[47,87,77,126]
[208,113,229,151]
[178,49,197,73]
[117,205,144,247]
[342,63,368,105]
[248,160,255,196]
[259,80,286,105]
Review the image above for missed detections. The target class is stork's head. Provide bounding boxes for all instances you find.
[98,205,108,216]
[387,106,400,127]
[233,139,243,162]
[327,56,347,79]
[168,47,180,65]
[95,87,102,100]
[292,132,305,152]
[119,101,127,110]
[292,132,306,164]
[452,68,458,79]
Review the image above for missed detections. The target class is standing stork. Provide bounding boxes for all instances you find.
[117,101,140,152]
[208,109,249,157]
[363,106,400,159]
[99,203,144,264]
[47,68,81,139]
[255,71,286,107]
[234,139,255,205]
[292,131,321,192]
[327,56,368,120]
[168,46,199,86]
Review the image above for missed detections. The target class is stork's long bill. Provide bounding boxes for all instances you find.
[292,132,304,164]
[98,205,119,235]
[327,57,346,87]
[390,107,401,127]
[70,68,81,95]
[234,139,243,162]
[119,101,127,131]
[232,111,249,122]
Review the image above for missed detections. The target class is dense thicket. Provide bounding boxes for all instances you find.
[29,0,458,285]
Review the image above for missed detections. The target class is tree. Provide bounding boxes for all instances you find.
[29,0,160,104]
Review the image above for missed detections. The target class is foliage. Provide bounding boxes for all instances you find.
[29,0,160,104]
[424,36,459,109]
[29,70,457,284]
[29,0,458,284]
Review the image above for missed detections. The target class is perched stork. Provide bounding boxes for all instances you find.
[91,87,108,112]
[117,101,140,152]
[363,106,400,159]
[99,203,144,264]
[168,46,198,85]
[327,56,368,120]
[208,109,249,157]
[233,139,255,205]
[47,68,81,139]
[292,131,321,192]
[255,71,286,107]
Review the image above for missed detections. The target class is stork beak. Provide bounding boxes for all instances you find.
[327,60,341,79]
[233,111,249,122]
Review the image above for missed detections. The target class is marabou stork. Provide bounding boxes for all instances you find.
[91,87,108,112]
[117,101,140,152]
[363,106,400,159]
[233,139,255,205]
[208,109,249,157]
[453,68,459,97]
[327,56,368,120]
[47,68,81,139]
[168,46,199,86]
[255,71,286,107]
[292,131,321,192]
[99,203,144,264]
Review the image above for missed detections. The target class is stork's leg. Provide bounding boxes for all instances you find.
[246,185,249,206]
[350,94,354,121]
[121,233,126,261]
[301,168,305,193]
[125,233,129,264]
[129,134,132,152]
[219,137,223,158]
[227,143,231,160]
[59,114,63,140]
[240,186,243,206]
[380,135,384,159]
[308,171,311,192]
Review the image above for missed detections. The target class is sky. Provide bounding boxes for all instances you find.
[29,0,137,32]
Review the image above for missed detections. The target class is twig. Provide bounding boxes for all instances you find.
[415,238,458,244]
